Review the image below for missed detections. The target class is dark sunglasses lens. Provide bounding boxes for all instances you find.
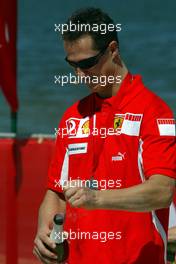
[78,57,97,69]
[65,49,104,69]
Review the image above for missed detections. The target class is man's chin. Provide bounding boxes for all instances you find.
[88,83,101,93]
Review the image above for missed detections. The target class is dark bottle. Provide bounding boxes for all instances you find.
[50,214,69,263]
[167,241,176,263]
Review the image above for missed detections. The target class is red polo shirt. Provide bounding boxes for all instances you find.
[48,73,176,264]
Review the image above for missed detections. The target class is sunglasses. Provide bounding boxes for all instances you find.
[65,46,107,70]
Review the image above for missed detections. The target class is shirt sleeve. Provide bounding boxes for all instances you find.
[47,114,68,193]
[140,96,176,179]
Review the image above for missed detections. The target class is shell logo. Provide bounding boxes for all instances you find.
[81,120,90,134]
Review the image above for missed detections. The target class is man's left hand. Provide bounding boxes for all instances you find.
[63,180,99,209]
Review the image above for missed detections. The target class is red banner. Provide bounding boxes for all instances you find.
[0,137,55,263]
[0,0,18,112]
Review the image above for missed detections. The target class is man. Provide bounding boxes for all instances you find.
[33,7,176,264]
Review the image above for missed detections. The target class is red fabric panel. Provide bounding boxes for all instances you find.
[0,138,55,263]
[0,0,18,112]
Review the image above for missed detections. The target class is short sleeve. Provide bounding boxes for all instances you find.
[47,114,68,193]
[140,97,176,179]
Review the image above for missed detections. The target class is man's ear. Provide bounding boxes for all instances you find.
[112,51,122,67]
[109,41,122,67]
[109,41,118,52]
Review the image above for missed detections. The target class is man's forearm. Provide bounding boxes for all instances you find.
[96,175,175,212]
[38,189,66,227]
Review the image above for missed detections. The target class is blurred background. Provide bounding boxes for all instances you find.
[0,0,175,134]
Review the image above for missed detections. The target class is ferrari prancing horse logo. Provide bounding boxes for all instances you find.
[114,114,125,132]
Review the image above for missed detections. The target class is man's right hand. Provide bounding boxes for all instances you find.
[33,225,59,264]
[33,190,66,263]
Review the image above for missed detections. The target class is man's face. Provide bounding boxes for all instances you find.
[64,35,115,95]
